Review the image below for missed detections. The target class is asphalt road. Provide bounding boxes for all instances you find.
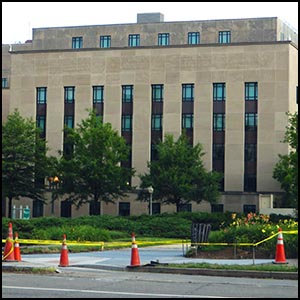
[2,268,298,298]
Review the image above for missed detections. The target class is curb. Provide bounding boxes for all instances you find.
[125,265,298,280]
[2,262,298,280]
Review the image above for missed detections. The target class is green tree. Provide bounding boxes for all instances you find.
[138,133,222,212]
[2,110,52,218]
[273,112,298,208]
[56,110,135,213]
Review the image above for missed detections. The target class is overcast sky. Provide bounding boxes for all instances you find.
[2,2,298,44]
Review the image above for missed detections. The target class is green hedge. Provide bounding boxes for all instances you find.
[2,212,297,257]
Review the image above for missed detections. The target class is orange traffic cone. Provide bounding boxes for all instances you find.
[2,222,15,261]
[128,232,141,267]
[273,228,287,264]
[59,234,69,267]
[14,232,22,261]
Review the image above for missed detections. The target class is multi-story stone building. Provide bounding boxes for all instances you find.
[2,13,298,218]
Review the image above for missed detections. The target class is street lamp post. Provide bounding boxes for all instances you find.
[148,186,154,216]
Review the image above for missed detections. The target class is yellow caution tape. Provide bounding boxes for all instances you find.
[1,231,296,249]
[1,238,104,247]
[183,229,298,247]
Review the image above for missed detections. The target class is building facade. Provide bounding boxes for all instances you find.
[2,14,298,218]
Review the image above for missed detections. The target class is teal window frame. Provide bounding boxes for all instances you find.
[245,82,258,101]
[188,32,200,44]
[72,37,83,49]
[122,115,132,131]
[152,84,164,102]
[128,34,140,47]
[213,83,226,101]
[100,35,111,48]
[182,113,193,129]
[37,87,47,104]
[152,114,163,130]
[213,113,225,131]
[122,85,133,103]
[218,31,231,44]
[64,86,75,103]
[158,33,169,46]
[182,84,194,102]
[93,86,104,103]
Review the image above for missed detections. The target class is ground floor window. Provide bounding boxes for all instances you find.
[119,202,130,216]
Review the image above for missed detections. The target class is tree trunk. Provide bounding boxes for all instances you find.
[8,196,12,219]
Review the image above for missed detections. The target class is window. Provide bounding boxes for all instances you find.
[2,77,8,88]
[64,115,74,129]
[64,87,75,103]
[245,144,257,161]
[32,200,44,218]
[243,204,256,214]
[245,82,258,101]
[213,83,226,101]
[89,202,100,215]
[158,33,169,46]
[245,113,257,131]
[152,203,161,215]
[72,37,83,49]
[36,87,47,104]
[93,86,104,103]
[36,115,46,131]
[119,202,130,216]
[182,113,193,129]
[100,35,111,48]
[244,174,257,192]
[61,201,72,217]
[152,84,164,102]
[188,32,200,44]
[122,85,133,102]
[178,203,192,212]
[182,84,194,102]
[219,31,231,44]
[213,144,224,160]
[213,113,225,131]
[211,204,224,213]
[152,114,163,130]
[151,143,159,161]
[122,115,132,132]
[128,34,140,47]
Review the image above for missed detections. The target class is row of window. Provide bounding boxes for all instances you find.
[71,31,231,49]
[37,110,257,133]
[213,143,257,161]
[32,199,257,217]
[36,83,258,104]
[36,84,258,133]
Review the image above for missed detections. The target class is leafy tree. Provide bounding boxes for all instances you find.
[273,112,298,208]
[56,110,135,213]
[2,110,52,218]
[138,133,222,211]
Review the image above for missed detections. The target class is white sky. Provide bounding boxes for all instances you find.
[2,2,298,44]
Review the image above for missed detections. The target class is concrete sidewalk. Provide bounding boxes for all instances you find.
[2,244,298,279]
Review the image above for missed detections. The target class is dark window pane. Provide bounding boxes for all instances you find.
[119,202,130,216]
